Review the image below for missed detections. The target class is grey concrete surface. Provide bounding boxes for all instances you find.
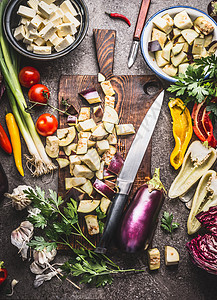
[0,0,216,299]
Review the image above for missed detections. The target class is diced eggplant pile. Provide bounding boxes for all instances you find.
[14,0,81,55]
[148,10,216,77]
[46,76,135,235]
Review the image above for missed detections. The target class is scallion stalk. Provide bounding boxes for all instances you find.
[0,0,56,175]
[6,86,47,176]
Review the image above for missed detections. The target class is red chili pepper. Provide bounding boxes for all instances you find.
[105,12,131,27]
[0,261,8,286]
[0,123,12,154]
[191,102,217,148]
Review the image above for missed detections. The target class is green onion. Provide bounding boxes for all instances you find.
[0,0,56,176]
[6,86,47,176]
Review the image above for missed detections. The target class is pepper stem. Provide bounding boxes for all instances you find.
[0,261,5,268]
[147,168,166,193]
[203,141,209,148]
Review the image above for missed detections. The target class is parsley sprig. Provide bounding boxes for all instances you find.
[25,187,142,287]
[161,211,179,235]
[62,248,136,287]
[167,55,217,121]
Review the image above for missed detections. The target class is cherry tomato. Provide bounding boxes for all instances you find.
[36,113,58,136]
[0,261,8,286]
[28,84,50,106]
[19,66,40,88]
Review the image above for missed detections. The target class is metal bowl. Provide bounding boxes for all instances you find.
[3,0,89,60]
[140,6,217,82]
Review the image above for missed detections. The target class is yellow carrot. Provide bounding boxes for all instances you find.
[5,112,24,176]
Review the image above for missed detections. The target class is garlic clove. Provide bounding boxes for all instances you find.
[11,221,34,260]
[30,261,46,275]
[33,250,48,267]
[11,230,24,249]
[46,249,57,262]
[33,268,61,288]
[6,279,19,296]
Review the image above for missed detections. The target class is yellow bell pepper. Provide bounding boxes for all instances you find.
[168,98,193,170]
[6,112,24,176]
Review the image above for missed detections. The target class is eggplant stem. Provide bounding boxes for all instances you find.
[148,168,166,193]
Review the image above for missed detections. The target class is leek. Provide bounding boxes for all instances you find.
[0,0,56,176]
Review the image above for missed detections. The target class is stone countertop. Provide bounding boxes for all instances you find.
[0,0,216,299]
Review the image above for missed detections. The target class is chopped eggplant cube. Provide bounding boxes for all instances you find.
[152,16,172,34]
[148,40,162,52]
[206,40,217,54]
[148,248,160,270]
[152,28,167,48]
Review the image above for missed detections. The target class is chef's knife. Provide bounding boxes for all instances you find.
[128,0,151,68]
[95,90,164,254]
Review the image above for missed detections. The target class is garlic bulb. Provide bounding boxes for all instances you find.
[33,248,57,267]
[5,185,33,210]
[11,221,34,260]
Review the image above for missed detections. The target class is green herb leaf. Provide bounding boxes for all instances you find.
[167,55,217,119]
[98,220,105,234]
[161,211,179,234]
[28,214,47,229]
[96,206,106,220]
[28,236,57,252]
[62,251,114,287]
[64,199,78,225]
[25,186,141,287]
[48,189,64,208]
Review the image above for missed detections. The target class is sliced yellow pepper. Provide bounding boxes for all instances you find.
[168,98,193,170]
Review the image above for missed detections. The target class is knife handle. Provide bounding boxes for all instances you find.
[93,29,116,80]
[133,0,151,40]
[95,192,128,254]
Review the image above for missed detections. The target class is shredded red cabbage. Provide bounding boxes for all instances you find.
[186,206,217,275]
[196,206,217,234]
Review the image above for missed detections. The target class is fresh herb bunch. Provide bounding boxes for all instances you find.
[167,55,217,121]
[25,187,142,287]
[161,211,179,235]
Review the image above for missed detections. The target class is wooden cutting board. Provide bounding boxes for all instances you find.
[58,29,162,248]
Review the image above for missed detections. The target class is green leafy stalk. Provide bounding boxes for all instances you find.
[26,187,143,287]
[161,211,179,235]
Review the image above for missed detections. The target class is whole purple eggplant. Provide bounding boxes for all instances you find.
[117,168,165,253]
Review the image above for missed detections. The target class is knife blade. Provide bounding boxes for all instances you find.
[128,0,151,68]
[95,90,164,254]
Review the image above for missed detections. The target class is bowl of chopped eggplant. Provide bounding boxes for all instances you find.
[3,0,89,60]
[141,6,217,82]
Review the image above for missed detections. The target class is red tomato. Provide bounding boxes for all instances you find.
[28,84,50,105]
[19,66,40,88]
[36,113,58,136]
